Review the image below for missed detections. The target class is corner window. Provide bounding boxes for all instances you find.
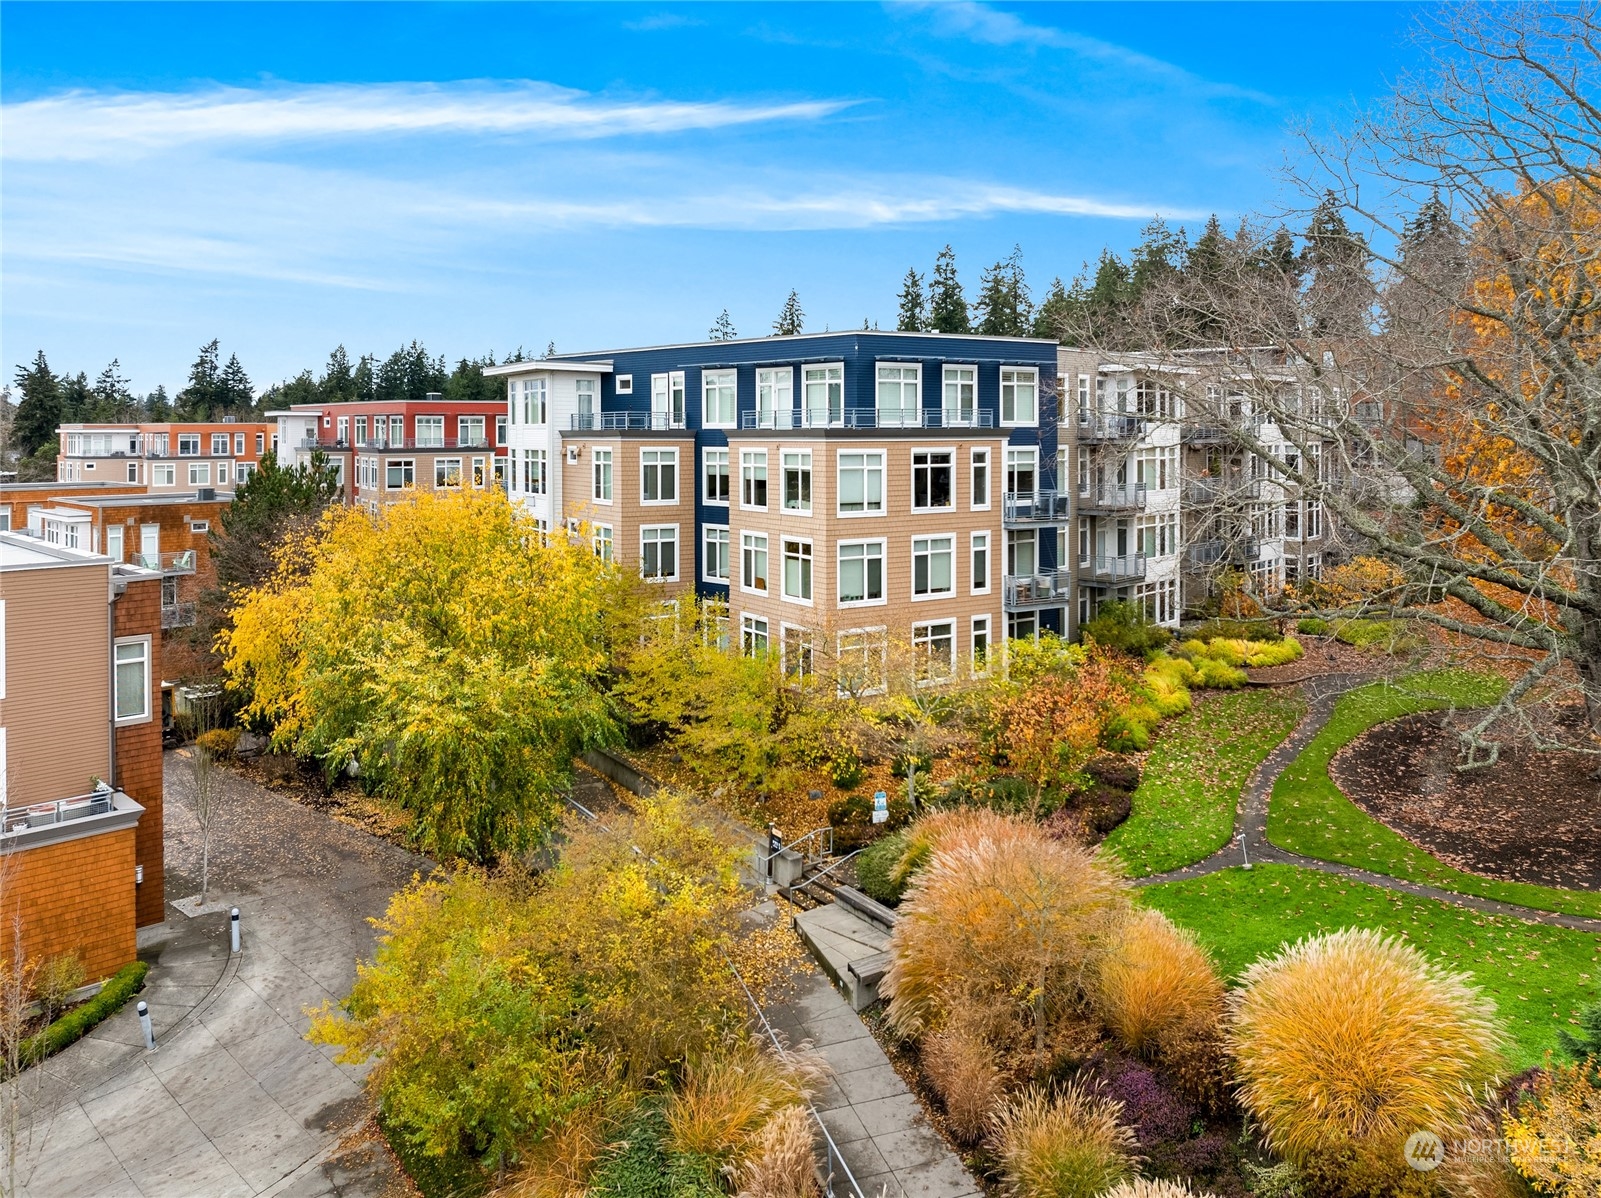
[114,637,151,724]
[837,451,884,515]
[911,450,954,511]
[838,540,885,606]
[1001,368,1038,426]
[782,451,811,513]
[641,448,678,504]
[703,370,737,428]
[703,448,730,504]
[641,525,679,581]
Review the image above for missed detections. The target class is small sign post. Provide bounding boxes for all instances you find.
[872,791,889,825]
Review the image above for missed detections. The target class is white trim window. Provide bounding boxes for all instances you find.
[178,434,200,455]
[741,613,770,657]
[152,463,175,486]
[641,448,678,505]
[1001,367,1038,426]
[217,462,231,486]
[912,620,956,683]
[836,627,888,696]
[188,462,210,486]
[837,451,884,516]
[458,416,486,447]
[1077,374,1091,422]
[521,450,548,496]
[971,615,993,677]
[1006,447,1037,498]
[971,532,990,594]
[703,448,730,504]
[234,432,245,455]
[495,415,508,446]
[911,450,954,511]
[837,540,885,607]
[640,525,679,581]
[912,535,955,598]
[593,448,613,502]
[127,462,139,483]
[387,459,416,489]
[782,625,814,679]
[435,457,464,488]
[740,531,769,593]
[1007,529,1036,576]
[875,363,921,426]
[782,450,811,514]
[616,373,634,395]
[740,450,768,509]
[211,432,229,455]
[593,525,614,562]
[756,367,792,426]
[703,369,737,428]
[803,363,844,425]
[703,525,731,582]
[105,525,124,561]
[416,415,446,447]
[970,448,990,510]
[113,636,151,724]
[942,365,976,425]
[651,372,686,428]
[574,380,596,423]
[781,538,813,603]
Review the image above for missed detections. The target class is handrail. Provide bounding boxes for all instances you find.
[795,848,863,890]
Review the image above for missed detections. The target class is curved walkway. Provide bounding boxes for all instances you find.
[1137,673,1601,936]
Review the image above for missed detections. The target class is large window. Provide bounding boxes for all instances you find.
[211,432,229,455]
[971,532,990,594]
[782,450,811,513]
[912,535,955,598]
[912,620,956,683]
[703,525,730,582]
[741,614,770,657]
[355,417,369,445]
[838,540,885,606]
[574,379,596,422]
[188,462,210,486]
[838,451,884,515]
[876,364,920,425]
[178,434,200,455]
[641,525,678,581]
[942,365,976,424]
[1007,529,1036,576]
[703,370,737,427]
[703,448,730,504]
[416,415,445,447]
[837,628,888,696]
[1005,448,1037,497]
[741,450,768,508]
[592,448,613,501]
[756,367,792,425]
[389,415,405,444]
[782,539,813,602]
[970,448,990,510]
[387,459,415,488]
[495,415,508,446]
[740,532,769,593]
[652,372,686,428]
[1001,368,1038,425]
[803,364,843,425]
[435,457,463,488]
[152,463,175,486]
[521,449,548,496]
[458,416,486,446]
[642,448,678,504]
[912,450,954,511]
[114,637,150,723]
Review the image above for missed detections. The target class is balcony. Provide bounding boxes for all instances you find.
[161,601,197,629]
[298,437,491,451]
[1081,553,1148,584]
[133,550,196,575]
[1002,490,1071,526]
[1003,569,1073,608]
[1077,484,1149,514]
[1185,476,1262,504]
[1,788,142,849]
[1181,424,1233,445]
[1075,412,1147,443]
[570,413,686,432]
[3,789,115,835]
[739,409,997,431]
[1187,538,1260,566]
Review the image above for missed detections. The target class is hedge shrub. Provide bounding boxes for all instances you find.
[856,830,910,905]
[20,960,148,1068]
[1295,618,1330,636]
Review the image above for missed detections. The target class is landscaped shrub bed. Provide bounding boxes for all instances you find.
[18,959,148,1069]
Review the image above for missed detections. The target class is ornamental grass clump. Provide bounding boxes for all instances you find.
[664,1038,825,1165]
[923,1013,1007,1144]
[882,814,1130,1052]
[1102,1180,1217,1198]
[732,1104,816,1198]
[887,806,1038,894]
[1091,909,1224,1059]
[1228,929,1504,1192]
[990,1083,1139,1198]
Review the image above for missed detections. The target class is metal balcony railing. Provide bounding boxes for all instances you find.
[1185,476,1262,504]
[1077,483,1149,513]
[161,601,197,629]
[1081,553,1149,583]
[299,436,490,451]
[1003,569,1073,608]
[1002,490,1071,525]
[1075,412,1147,443]
[1181,424,1232,445]
[133,550,196,574]
[570,412,686,431]
[1186,538,1260,565]
[2,790,116,836]
[738,408,997,431]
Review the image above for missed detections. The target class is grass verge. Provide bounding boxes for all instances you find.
[1267,669,1601,919]
[19,960,148,1069]
[1103,687,1306,878]
[1145,863,1601,1069]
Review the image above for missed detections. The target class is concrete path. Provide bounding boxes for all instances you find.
[1139,673,1601,934]
[766,938,979,1198]
[10,751,429,1198]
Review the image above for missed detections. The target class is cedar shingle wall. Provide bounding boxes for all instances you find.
[113,576,165,926]
[1,828,138,982]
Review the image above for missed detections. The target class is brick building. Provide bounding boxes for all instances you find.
[0,532,165,981]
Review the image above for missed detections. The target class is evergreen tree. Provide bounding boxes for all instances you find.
[320,346,357,403]
[58,372,91,425]
[772,290,804,336]
[444,355,501,404]
[543,341,556,359]
[1032,277,1072,341]
[1130,219,1187,298]
[896,268,927,332]
[178,339,222,420]
[219,353,254,415]
[1185,216,1229,284]
[972,245,1032,336]
[11,351,62,457]
[353,354,377,401]
[927,245,971,334]
[90,359,137,422]
[1263,225,1300,282]
[261,371,319,410]
[144,385,174,422]
[708,310,737,341]
[1301,191,1375,336]
[375,342,447,404]
[1387,192,1469,337]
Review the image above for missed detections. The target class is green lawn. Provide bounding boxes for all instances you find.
[1267,669,1601,919]
[1145,863,1601,1069]
[1104,687,1306,877]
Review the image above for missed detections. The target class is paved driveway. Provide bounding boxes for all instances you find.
[9,751,429,1198]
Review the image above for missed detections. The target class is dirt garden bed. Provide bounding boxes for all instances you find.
[1331,710,1601,892]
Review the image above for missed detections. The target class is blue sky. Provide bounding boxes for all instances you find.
[1,2,1426,395]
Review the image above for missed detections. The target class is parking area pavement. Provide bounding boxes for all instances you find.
[10,751,430,1198]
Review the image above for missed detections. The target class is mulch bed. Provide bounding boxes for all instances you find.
[1246,635,1413,685]
[1331,711,1601,892]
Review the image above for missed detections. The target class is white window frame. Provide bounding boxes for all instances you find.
[836,626,888,697]
[942,365,977,425]
[387,459,416,489]
[703,369,738,429]
[740,613,770,657]
[911,619,957,685]
[875,362,921,426]
[837,539,887,608]
[435,457,464,488]
[1000,367,1039,427]
[756,367,793,426]
[970,531,991,595]
[593,525,614,562]
[416,415,446,447]
[911,448,956,513]
[152,463,175,487]
[640,447,679,506]
[592,447,613,502]
[781,623,815,679]
[802,363,845,426]
[703,448,730,505]
[703,525,731,583]
[836,450,885,517]
[971,615,993,677]
[616,374,634,395]
[640,524,680,582]
[781,537,814,606]
[211,432,230,455]
[740,449,768,510]
[113,635,152,725]
[781,449,812,515]
[178,433,200,456]
[740,531,769,594]
[651,372,686,428]
[970,448,990,511]
[911,534,957,600]
[188,462,210,486]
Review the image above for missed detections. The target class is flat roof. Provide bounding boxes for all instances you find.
[547,329,1060,361]
[0,531,109,571]
[46,491,230,510]
[0,481,142,493]
[482,360,615,377]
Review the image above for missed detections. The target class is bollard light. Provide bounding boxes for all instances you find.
[137,1000,155,1051]
[230,907,241,954]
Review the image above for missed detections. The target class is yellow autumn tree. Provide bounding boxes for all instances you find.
[221,488,629,860]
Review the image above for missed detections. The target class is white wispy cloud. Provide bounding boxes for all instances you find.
[1,80,856,161]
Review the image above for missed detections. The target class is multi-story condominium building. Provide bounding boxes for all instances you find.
[490,332,1065,682]
[271,395,509,510]
[0,532,166,980]
[56,420,274,492]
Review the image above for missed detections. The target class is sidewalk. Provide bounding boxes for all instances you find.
[9,751,429,1198]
